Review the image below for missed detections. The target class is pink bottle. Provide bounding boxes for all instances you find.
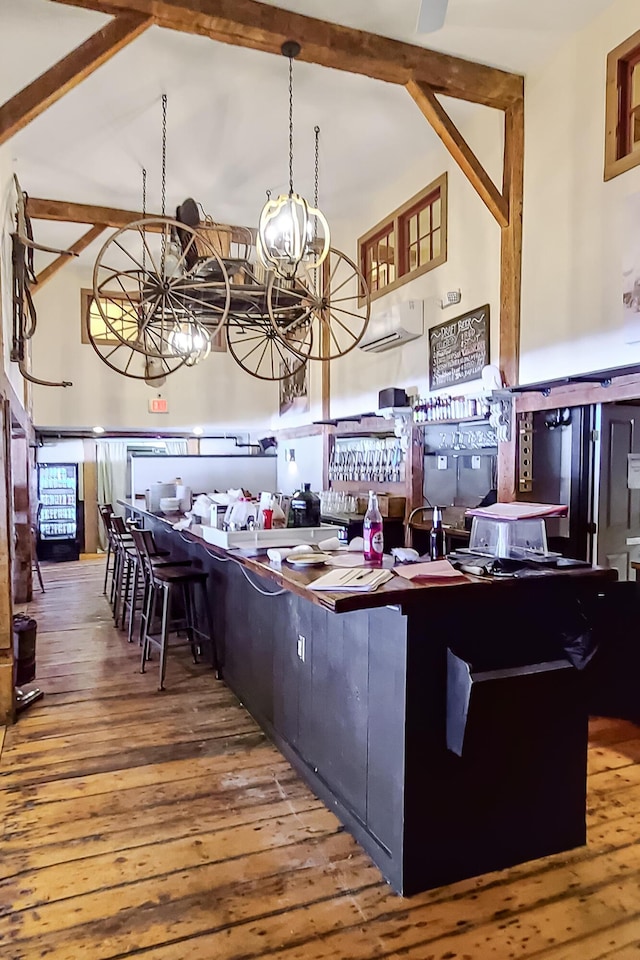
[363,491,384,566]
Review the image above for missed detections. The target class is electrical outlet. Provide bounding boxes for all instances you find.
[471,456,481,470]
[437,455,448,470]
[297,635,306,662]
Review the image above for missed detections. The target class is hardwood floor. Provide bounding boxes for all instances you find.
[1,560,640,959]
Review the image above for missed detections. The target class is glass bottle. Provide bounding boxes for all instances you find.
[430,506,446,560]
[363,491,384,566]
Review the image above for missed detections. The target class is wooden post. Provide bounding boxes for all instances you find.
[0,399,15,723]
[82,440,99,555]
[11,434,32,603]
[496,99,524,502]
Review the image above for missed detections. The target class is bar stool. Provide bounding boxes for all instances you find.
[135,531,218,691]
[110,515,138,627]
[127,528,180,644]
[98,504,115,596]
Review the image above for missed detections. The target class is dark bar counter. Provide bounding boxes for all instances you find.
[121,500,616,896]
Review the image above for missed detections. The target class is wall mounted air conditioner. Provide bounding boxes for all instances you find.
[358,300,424,353]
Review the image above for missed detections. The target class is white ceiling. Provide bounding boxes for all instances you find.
[0,0,617,242]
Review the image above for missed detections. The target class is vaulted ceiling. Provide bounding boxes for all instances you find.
[0,0,617,238]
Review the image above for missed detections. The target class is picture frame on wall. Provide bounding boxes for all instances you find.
[428,304,490,391]
[279,362,310,416]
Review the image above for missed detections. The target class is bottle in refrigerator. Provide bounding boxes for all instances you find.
[363,491,384,566]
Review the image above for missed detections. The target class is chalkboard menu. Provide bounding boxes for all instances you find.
[428,304,490,391]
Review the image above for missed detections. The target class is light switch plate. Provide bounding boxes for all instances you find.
[437,456,448,470]
[472,456,481,470]
[297,635,306,662]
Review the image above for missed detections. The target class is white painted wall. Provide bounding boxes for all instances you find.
[520,0,640,383]
[29,259,279,431]
[275,434,324,494]
[276,100,504,425]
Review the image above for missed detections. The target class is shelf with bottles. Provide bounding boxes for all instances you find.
[40,509,76,522]
[412,395,491,424]
[40,492,76,506]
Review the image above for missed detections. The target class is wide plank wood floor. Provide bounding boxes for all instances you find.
[2,560,640,959]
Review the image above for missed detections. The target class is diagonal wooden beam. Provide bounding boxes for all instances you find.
[406,79,509,228]
[49,0,523,110]
[0,14,153,147]
[34,224,106,291]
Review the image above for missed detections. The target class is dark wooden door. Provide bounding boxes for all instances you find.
[597,403,640,580]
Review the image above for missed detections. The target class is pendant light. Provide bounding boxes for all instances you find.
[167,320,211,367]
[257,41,330,280]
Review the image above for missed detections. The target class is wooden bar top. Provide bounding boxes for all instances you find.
[120,500,615,615]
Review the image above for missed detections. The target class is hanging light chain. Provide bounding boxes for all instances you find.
[141,166,147,275]
[288,55,294,196]
[161,94,167,218]
[314,125,320,210]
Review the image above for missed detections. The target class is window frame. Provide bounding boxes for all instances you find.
[357,172,447,306]
[80,289,227,352]
[604,28,640,181]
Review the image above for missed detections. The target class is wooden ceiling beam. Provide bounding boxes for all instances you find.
[49,0,523,110]
[33,224,106,291]
[406,80,509,229]
[26,196,254,244]
[0,14,152,148]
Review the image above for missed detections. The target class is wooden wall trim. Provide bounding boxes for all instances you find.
[51,0,523,110]
[515,374,640,413]
[0,15,152,148]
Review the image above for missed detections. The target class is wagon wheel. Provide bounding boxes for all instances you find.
[86,326,188,381]
[226,299,312,381]
[92,217,230,357]
[267,247,370,361]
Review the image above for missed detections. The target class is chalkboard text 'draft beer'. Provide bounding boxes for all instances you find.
[429,304,490,391]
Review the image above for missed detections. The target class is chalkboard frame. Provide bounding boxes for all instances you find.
[428,304,490,391]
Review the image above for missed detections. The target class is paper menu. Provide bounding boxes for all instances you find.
[309,568,394,592]
[393,559,468,581]
[465,502,567,520]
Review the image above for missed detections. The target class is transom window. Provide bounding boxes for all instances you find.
[358,173,447,303]
[81,289,139,345]
[81,289,226,352]
[605,29,640,180]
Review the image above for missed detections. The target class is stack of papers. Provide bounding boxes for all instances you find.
[309,567,395,592]
[394,559,468,582]
[466,502,567,520]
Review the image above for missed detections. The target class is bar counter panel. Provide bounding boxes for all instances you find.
[121,502,615,895]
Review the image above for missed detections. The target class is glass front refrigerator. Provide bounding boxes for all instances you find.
[37,463,80,562]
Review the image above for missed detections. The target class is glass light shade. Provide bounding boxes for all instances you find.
[163,240,184,279]
[257,192,330,279]
[167,320,211,366]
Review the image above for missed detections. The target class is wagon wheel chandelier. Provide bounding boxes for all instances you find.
[257,41,330,281]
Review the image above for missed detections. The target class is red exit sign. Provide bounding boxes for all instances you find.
[149,398,168,414]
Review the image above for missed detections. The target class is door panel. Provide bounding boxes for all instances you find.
[597,404,640,580]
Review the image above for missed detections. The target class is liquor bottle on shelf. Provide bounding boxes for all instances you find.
[430,506,446,560]
[363,491,384,567]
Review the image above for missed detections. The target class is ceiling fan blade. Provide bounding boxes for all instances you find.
[416,0,449,32]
